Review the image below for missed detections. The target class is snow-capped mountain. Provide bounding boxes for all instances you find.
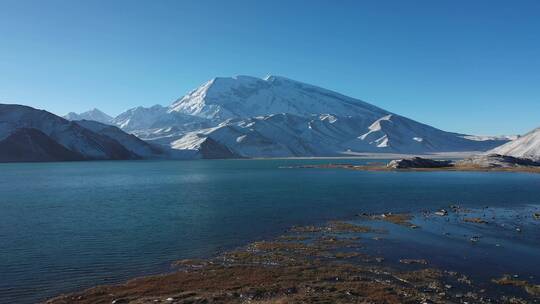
[0,104,163,162]
[74,120,165,158]
[111,105,168,131]
[64,108,113,124]
[111,105,211,140]
[138,75,508,157]
[164,113,508,158]
[59,75,514,159]
[169,75,388,120]
[487,127,540,161]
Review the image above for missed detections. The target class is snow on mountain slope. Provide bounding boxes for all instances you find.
[74,120,165,158]
[0,104,142,161]
[169,75,389,120]
[167,113,508,158]
[111,105,210,133]
[461,134,518,141]
[488,127,540,161]
[353,114,508,153]
[64,75,514,158]
[64,108,113,124]
[169,132,240,159]
[170,117,307,157]
[0,128,85,162]
[112,105,168,131]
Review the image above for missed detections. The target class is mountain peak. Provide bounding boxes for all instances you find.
[169,75,387,120]
[63,108,113,124]
[263,75,299,83]
[88,108,104,113]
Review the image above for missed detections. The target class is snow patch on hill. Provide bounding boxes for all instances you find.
[164,113,508,158]
[488,127,540,161]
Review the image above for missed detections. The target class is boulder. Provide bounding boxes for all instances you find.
[387,157,453,169]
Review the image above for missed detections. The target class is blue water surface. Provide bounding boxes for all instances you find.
[1,159,539,303]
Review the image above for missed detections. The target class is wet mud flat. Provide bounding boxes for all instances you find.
[47,205,540,304]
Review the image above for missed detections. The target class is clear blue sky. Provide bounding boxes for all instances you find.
[1,0,538,135]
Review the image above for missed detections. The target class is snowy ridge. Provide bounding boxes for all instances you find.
[487,127,540,161]
[0,104,168,162]
[64,108,113,124]
[112,105,168,131]
[162,113,509,158]
[59,75,516,159]
[168,75,388,120]
[461,134,518,141]
[111,104,210,136]
[74,120,164,158]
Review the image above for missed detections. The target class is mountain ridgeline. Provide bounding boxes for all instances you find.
[0,104,165,162]
[4,75,529,162]
[487,127,540,161]
[65,75,512,159]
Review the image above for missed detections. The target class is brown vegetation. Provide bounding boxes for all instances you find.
[492,275,540,296]
[46,219,499,304]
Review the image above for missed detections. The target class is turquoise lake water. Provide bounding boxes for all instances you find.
[1,159,540,303]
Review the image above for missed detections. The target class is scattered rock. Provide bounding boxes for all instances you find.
[449,204,461,212]
[369,212,418,228]
[470,236,481,243]
[458,275,472,285]
[387,157,454,169]
[46,207,539,304]
[463,217,488,224]
[434,209,448,216]
[399,259,428,265]
[173,259,208,268]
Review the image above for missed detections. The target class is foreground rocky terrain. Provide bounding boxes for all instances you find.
[46,206,540,304]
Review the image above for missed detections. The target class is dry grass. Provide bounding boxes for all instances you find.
[492,275,540,296]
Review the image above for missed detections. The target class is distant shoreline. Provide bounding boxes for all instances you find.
[252,151,480,160]
[287,163,540,174]
[0,151,479,164]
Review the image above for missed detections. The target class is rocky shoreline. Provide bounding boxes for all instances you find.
[46,206,540,304]
[287,154,540,174]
